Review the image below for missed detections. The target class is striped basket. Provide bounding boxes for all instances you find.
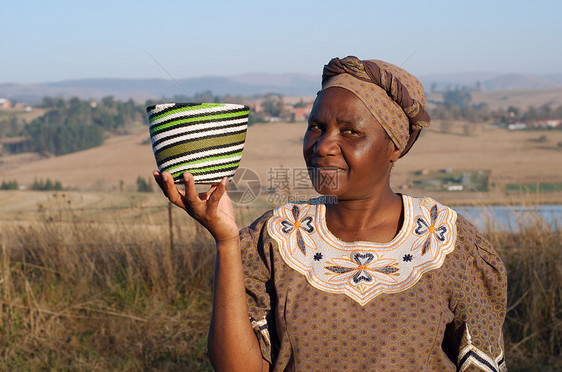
[147,102,251,184]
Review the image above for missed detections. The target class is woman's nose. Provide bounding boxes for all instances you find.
[314,132,339,156]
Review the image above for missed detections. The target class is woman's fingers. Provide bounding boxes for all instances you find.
[154,171,233,224]
[153,170,189,209]
[182,171,201,205]
[206,177,228,212]
[153,170,167,196]
[153,172,238,242]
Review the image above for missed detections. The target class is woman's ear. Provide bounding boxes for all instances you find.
[390,145,401,163]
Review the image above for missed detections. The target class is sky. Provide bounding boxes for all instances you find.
[2,0,561,84]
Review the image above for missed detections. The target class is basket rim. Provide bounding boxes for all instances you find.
[146,102,250,112]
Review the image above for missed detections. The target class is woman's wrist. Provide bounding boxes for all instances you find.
[215,235,241,252]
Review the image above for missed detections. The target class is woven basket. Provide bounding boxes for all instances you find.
[147,102,251,184]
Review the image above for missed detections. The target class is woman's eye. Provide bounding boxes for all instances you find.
[308,124,322,131]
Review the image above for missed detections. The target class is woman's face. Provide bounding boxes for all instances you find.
[303,87,400,200]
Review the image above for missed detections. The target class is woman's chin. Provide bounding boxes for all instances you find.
[311,183,342,198]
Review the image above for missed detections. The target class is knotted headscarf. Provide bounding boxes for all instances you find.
[321,56,430,157]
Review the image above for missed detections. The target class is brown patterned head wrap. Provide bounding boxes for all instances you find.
[321,56,430,157]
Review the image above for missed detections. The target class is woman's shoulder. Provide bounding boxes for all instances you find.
[406,194,500,260]
[454,212,503,268]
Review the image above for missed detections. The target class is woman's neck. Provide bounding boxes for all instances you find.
[325,190,404,243]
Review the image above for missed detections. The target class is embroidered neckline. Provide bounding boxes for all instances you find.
[267,195,458,305]
[315,194,414,249]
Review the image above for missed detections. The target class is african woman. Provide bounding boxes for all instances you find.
[154,56,507,372]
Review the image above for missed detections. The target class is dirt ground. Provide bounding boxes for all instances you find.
[0,120,561,206]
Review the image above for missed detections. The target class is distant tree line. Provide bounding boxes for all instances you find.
[2,96,146,156]
[1,92,255,157]
[31,178,63,191]
[428,87,562,125]
[0,179,18,190]
[5,88,560,158]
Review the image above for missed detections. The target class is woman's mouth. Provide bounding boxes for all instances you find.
[315,167,341,174]
[308,166,344,191]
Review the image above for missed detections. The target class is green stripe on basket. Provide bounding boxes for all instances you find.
[163,150,244,172]
[155,132,247,163]
[170,161,240,177]
[150,103,223,121]
[150,109,250,134]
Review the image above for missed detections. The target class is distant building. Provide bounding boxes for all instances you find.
[447,185,464,191]
[0,98,10,110]
[292,103,314,121]
[505,118,562,130]
[507,122,527,130]
[529,118,562,129]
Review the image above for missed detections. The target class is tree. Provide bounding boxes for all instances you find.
[443,88,471,108]
[463,123,474,136]
[15,96,146,157]
[440,120,453,134]
[261,93,284,117]
[31,178,63,191]
[430,82,438,93]
[0,179,18,190]
[136,176,153,193]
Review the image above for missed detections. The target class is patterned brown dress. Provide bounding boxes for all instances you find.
[240,195,507,371]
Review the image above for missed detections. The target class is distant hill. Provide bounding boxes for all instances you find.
[1,72,561,104]
[420,72,562,92]
[0,74,320,105]
[481,74,562,90]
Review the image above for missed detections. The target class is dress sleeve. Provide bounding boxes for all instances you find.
[446,216,508,372]
[239,210,277,364]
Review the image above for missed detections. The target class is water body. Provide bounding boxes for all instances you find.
[454,204,562,232]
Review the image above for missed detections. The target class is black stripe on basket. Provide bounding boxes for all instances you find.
[171,163,241,182]
[149,111,249,136]
[187,162,241,177]
[148,104,249,122]
[158,143,245,167]
[153,128,247,154]
[156,140,246,165]
[151,121,248,146]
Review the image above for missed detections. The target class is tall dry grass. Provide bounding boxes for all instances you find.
[0,201,220,370]
[0,193,560,370]
[488,213,562,372]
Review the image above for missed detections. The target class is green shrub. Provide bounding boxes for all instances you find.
[0,179,18,190]
[31,178,63,191]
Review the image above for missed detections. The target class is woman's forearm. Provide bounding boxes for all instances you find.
[207,238,265,371]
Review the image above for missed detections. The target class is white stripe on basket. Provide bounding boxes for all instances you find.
[150,118,248,144]
[149,104,245,127]
[148,103,176,115]
[158,143,246,170]
[152,123,247,152]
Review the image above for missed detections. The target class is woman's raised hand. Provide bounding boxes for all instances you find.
[153,170,240,243]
